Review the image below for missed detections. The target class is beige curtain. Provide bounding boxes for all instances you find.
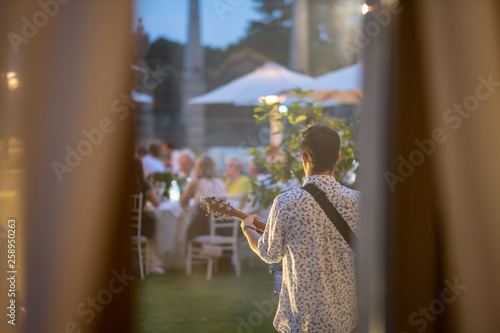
[417,1,500,332]
[3,0,500,332]
[1,1,134,332]
[360,0,500,332]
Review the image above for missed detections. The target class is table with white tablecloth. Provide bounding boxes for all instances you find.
[146,201,195,271]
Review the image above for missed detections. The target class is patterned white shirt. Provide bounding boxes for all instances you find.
[258,175,360,333]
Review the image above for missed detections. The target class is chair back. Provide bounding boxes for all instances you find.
[130,193,144,237]
[208,215,239,243]
[187,214,241,279]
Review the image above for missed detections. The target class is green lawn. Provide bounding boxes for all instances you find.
[133,260,279,333]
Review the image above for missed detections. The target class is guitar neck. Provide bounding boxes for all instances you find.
[200,196,267,232]
[226,207,267,233]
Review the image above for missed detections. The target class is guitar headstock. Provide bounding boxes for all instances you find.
[200,196,235,219]
[200,196,267,232]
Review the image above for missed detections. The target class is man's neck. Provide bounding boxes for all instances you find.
[305,170,334,178]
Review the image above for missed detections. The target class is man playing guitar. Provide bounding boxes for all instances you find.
[240,125,360,333]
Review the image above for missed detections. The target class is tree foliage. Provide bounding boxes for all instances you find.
[248,90,359,208]
[243,0,359,75]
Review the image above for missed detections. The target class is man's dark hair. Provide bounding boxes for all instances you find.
[149,144,160,157]
[137,145,147,156]
[300,124,341,174]
[164,141,176,149]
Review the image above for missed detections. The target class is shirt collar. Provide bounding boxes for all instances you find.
[303,174,337,186]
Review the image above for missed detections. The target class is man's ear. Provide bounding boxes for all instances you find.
[336,153,341,165]
[301,154,307,165]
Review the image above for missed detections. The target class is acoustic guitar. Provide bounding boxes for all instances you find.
[200,196,267,233]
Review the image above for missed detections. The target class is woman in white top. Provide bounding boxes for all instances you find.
[181,155,226,241]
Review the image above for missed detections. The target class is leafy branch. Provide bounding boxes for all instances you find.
[248,89,359,208]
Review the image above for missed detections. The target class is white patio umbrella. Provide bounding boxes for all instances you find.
[131,89,154,104]
[189,61,313,106]
[283,63,363,104]
[190,61,317,147]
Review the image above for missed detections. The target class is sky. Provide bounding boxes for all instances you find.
[134,0,262,49]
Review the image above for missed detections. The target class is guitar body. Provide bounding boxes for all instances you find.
[200,197,267,232]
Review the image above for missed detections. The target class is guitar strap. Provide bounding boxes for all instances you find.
[302,183,358,252]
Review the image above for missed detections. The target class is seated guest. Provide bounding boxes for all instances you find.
[148,143,166,170]
[131,157,160,208]
[181,155,226,241]
[162,141,180,173]
[131,157,160,234]
[266,145,286,164]
[137,143,165,177]
[177,149,196,179]
[242,159,271,221]
[136,145,147,159]
[222,156,252,209]
[131,158,165,274]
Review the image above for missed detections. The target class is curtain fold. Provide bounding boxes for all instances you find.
[361,0,500,332]
[0,1,135,332]
[417,1,500,332]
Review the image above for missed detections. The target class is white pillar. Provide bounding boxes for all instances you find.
[289,0,310,74]
[181,0,206,152]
